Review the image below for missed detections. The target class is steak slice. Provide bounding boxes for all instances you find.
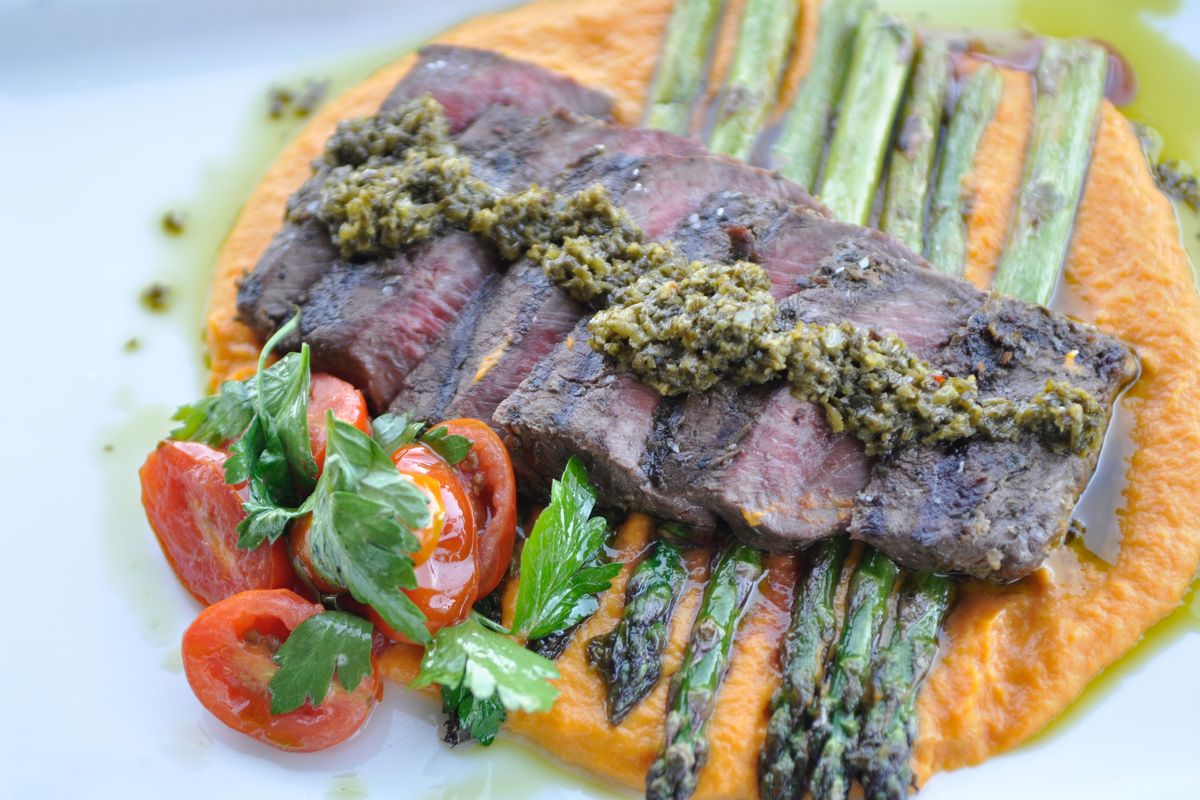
[392,153,815,427]
[850,295,1138,581]
[380,44,614,132]
[297,232,497,409]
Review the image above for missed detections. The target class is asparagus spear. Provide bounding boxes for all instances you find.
[993,38,1109,304]
[772,0,868,190]
[708,0,803,159]
[587,540,690,724]
[808,549,899,800]
[817,12,916,225]
[852,572,953,799]
[925,62,1004,273]
[878,38,951,253]
[646,542,764,800]
[759,538,848,800]
[645,0,725,134]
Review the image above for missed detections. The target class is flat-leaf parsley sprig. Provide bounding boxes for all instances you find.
[415,456,621,745]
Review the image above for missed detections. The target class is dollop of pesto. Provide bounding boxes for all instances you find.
[590,259,789,394]
[304,95,1106,457]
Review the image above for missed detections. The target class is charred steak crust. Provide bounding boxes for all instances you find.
[850,296,1139,581]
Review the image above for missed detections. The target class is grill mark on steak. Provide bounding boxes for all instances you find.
[851,295,1139,581]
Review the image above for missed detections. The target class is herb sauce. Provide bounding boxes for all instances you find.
[309,95,1106,457]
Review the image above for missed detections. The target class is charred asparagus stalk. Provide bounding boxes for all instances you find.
[587,540,690,725]
[925,62,1004,272]
[646,542,764,800]
[879,38,950,253]
[817,12,916,225]
[759,538,849,800]
[852,572,953,799]
[645,0,725,134]
[773,0,868,190]
[993,38,1109,304]
[708,0,803,159]
[809,549,899,800]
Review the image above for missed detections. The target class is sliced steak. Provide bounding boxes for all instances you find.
[850,296,1138,581]
[237,46,616,407]
[297,232,497,409]
[393,153,816,429]
[380,44,614,132]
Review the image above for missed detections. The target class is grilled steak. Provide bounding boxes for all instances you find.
[391,155,816,428]
[237,46,616,409]
[239,46,1137,582]
[851,296,1138,581]
[496,200,1135,581]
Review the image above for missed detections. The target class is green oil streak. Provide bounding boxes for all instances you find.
[98,394,190,647]
[327,772,369,800]
[1029,583,1200,746]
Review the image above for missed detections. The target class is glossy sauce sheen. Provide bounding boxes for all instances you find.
[203,0,1200,794]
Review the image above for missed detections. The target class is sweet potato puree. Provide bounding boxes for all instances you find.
[202,0,1200,793]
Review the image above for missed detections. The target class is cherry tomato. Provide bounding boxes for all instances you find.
[434,419,518,597]
[288,475,445,598]
[307,373,370,471]
[140,441,293,605]
[181,589,380,752]
[369,443,478,642]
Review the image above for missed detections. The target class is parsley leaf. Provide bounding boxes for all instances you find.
[414,615,559,729]
[442,683,507,746]
[169,379,255,446]
[420,426,473,465]
[510,456,621,640]
[306,413,432,644]
[269,610,373,714]
[370,411,423,455]
[229,314,319,550]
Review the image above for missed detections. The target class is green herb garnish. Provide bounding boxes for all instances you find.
[511,456,621,640]
[420,425,472,465]
[225,314,319,549]
[269,610,374,714]
[371,412,472,465]
[370,411,424,455]
[414,615,560,744]
[304,413,432,644]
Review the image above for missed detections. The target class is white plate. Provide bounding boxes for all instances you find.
[3,1,1198,798]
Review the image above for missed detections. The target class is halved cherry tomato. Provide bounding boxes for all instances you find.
[140,441,293,605]
[288,475,445,598]
[434,419,517,597]
[369,443,478,642]
[308,373,370,471]
[182,589,380,752]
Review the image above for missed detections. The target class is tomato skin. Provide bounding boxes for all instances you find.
[371,443,478,642]
[181,589,380,752]
[140,441,293,605]
[308,373,370,471]
[435,419,517,597]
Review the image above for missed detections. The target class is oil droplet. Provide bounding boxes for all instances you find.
[327,772,368,800]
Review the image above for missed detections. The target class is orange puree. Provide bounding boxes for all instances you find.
[201,0,1200,795]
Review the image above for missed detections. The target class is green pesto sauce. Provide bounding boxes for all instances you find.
[310,96,1104,457]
